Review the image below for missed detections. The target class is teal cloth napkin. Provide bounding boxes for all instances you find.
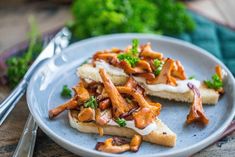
[173,11,235,74]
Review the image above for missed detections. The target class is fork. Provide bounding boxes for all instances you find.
[12,28,71,157]
[12,114,37,157]
[0,27,71,125]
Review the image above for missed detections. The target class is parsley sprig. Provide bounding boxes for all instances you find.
[115,118,127,127]
[153,59,164,75]
[117,39,140,67]
[61,85,72,98]
[84,96,98,109]
[204,74,223,90]
[6,16,42,88]
[131,39,139,55]
[117,54,139,67]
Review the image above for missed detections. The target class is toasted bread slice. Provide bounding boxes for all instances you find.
[69,110,176,147]
[77,64,219,104]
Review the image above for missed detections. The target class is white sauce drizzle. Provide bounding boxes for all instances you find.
[134,77,201,93]
[95,60,127,76]
[108,119,157,136]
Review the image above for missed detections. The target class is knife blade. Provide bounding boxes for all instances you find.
[0,27,71,125]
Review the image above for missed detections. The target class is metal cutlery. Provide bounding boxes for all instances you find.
[12,114,38,157]
[0,27,71,125]
[11,28,71,157]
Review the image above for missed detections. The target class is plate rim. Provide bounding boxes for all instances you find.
[27,33,235,157]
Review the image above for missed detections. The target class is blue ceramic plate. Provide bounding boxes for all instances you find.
[27,34,235,157]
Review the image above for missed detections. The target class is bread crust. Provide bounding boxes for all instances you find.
[69,110,177,147]
[77,64,219,104]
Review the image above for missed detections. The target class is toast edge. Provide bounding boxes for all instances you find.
[77,64,219,104]
[68,110,176,147]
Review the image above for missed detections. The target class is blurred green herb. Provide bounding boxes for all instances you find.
[70,0,195,39]
[84,96,98,109]
[189,76,195,80]
[61,85,72,98]
[115,118,127,127]
[6,16,42,88]
[154,0,195,35]
[204,74,223,90]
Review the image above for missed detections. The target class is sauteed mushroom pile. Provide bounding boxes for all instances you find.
[93,41,186,86]
[49,69,161,153]
[48,39,225,154]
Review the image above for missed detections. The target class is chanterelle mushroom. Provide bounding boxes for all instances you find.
[172,60,187,80]
[147,58,177,86]
[77,107,95,122]
[49,81,90,119]
[186,83,209,125]
[72,81,90,103]
[140,43,163,59]
[95,135,142,154]
[133,107,155,129]
[95,137,130,154]
[99,68,130,117]
[116,86,161,116]
[130,134,142,152]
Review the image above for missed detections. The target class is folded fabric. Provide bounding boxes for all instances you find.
[172,11,235,75]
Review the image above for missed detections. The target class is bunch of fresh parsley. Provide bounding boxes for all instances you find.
[154,0,195,35]
[6,16,42,88]
[70,0,158,38]
[70,0,195,39]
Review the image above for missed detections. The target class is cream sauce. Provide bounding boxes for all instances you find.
[134,77,201,93]
[95,60,127,76]
[108,119,157,136]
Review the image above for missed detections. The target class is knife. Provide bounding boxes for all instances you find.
[0,27,71,125]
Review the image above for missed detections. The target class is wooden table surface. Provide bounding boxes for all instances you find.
[0,1,235,157]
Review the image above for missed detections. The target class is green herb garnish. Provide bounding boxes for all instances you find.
[131,39,139,55]
[204,74,223,90]
[117,39,140,67]
[154,68,162,76]
[115,118,127,127]
[153,59,164,76]
[6,16,42,88]
[61,85,72,98]
[153,59,162,67]
[189,76,195,80]
[84,96,98,109]
[117,53,139,67]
